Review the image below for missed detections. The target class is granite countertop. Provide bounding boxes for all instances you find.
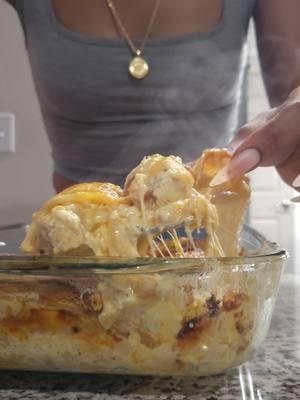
[0,274,298,400]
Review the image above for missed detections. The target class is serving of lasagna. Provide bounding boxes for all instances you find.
[0,148,276,377]
[21,148,250,258]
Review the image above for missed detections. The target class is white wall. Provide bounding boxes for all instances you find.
[0,2,54,225]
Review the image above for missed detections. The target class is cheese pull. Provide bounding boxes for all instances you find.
[192,149,251,256]
[21,149,250,258]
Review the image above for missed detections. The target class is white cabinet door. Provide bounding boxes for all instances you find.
[248,167,296,273]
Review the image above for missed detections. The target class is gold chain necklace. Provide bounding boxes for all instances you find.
[106,0,161,79]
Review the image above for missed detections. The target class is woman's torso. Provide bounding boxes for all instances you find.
[11,0,255,186]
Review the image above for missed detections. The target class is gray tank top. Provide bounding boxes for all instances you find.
[12,0,255,185]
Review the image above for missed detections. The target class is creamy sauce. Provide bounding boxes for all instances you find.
[21,149,250,258]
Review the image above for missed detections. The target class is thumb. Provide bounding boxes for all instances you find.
[228,108,300,178]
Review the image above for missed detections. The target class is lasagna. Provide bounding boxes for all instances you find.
[0,148,260,376]
[21,148,250,258]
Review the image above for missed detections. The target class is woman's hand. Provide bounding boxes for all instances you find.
[212,88,300,190]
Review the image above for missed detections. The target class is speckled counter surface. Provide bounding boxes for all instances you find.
[0,274,299,400]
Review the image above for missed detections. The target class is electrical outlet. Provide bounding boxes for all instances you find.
[0,113,15,152]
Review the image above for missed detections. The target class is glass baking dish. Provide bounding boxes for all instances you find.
[0,225,286,376]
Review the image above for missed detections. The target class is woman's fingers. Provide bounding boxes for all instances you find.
[228,108,278,152]
[226,148,261,175]
[276,147,300,188]
[211,100,300,188]
[209,148,261,187]
[236,102,300,166]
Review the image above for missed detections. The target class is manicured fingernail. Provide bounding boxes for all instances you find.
[227,148,261,177]
[209,164,230,187]
[226,140,241,153]
[209,148,261,187]
[292,174,300,188]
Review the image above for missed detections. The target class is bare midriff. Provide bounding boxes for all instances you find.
[53,173,77,193]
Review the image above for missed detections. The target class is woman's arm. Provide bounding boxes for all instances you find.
[212,1,300,189]
[254,0,300,106]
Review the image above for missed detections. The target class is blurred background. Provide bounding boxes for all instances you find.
[0,2,298,272]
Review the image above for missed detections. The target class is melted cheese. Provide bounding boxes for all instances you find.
[21,149,250,258]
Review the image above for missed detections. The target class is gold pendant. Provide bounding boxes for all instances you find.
[128,56,149,79]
